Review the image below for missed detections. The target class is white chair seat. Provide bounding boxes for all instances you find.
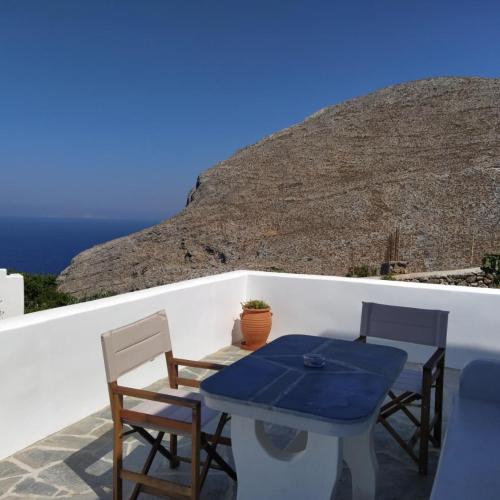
[391,367,422,395]
[125,387,220,432]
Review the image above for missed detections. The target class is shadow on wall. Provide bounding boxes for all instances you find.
[429,345,500,371]
[318,328,500,370]
[231,319,242,345]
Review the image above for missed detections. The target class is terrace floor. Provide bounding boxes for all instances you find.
[0,345,459,499]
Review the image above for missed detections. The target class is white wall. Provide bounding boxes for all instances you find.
[0,271,247,460]
[0,269,24,319]
[1,269,499,461]
[246,271,500,369]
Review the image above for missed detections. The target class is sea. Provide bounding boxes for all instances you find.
[0,216,159,275]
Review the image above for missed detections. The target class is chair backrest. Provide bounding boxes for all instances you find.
[360,302,449,348]
[101,310,172,383]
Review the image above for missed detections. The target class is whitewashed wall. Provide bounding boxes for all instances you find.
[0,269,499,460]
[0,269,24,319]
[0,271,247,460]
[247,271,500,369]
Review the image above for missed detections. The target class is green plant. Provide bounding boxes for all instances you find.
[21,272,77,313]
[267,266,286,273]
[242,299,270,309]
[382,273,396,281]
[481,254,500,274]
[346,265,378,278]
[10,270,115,313]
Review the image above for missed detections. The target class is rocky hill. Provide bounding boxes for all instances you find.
[58,77,500,297]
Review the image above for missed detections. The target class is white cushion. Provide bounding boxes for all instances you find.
[430,397,500,499]
[431,359,500,500]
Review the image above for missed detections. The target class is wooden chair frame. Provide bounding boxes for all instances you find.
[357,336,445,474]
[356,302,448,475]
[108,352,236,500]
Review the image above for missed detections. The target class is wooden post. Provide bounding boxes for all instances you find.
[470,232,476,266]
[385,228,400,262]
[394,228,400,261]
[386,233,393,261]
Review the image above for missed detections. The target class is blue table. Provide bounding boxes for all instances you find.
[201,335,407,500]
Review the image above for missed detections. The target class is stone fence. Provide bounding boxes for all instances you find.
[394,267,497,288]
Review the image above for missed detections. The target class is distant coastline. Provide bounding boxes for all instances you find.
[0,216,159,275]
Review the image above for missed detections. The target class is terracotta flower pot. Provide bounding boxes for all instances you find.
[240,307,272,351]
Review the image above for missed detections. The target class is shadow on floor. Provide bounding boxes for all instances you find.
[65,428,236,500]
[62,412,440,500]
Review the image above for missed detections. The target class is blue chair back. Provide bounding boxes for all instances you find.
[360,302,449,348]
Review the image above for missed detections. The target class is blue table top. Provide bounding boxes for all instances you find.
[201,335,407,424]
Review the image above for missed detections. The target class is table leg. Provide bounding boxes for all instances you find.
[342,423,378,500]
[231,415,342,500]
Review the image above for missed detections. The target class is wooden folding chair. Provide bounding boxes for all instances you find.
[356,302,449,475]
[101,310,236,499]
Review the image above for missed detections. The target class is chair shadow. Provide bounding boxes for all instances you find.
[64,429,113,499]
[64,429,160,499]
[64,428,235,500]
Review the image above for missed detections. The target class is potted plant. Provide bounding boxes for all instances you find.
[240,299,272,351]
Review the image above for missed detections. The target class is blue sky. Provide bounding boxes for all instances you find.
[1,0,499,220]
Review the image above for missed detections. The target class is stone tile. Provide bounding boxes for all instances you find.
[89,421,113,438]
[0,461,29,479]
[13,477,58,497]
[0,347,459,499]
[91,407,112,420]
[15,448,71,469]
[200,475,235,500]
[39,463,93,495]
[40,434,95,451]
[147,377,168,392]
[0,476,20,495]
[64,433,114,464]
[123,437,145,456]
[81,455,112,477]
[59,417,105,438]
[54,493,102,500]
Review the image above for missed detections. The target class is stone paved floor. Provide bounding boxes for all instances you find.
[0,345,459,499]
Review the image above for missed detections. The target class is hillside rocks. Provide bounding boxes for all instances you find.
[58,77,500,297]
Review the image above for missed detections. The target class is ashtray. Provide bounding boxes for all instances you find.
[303,353,326,368]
